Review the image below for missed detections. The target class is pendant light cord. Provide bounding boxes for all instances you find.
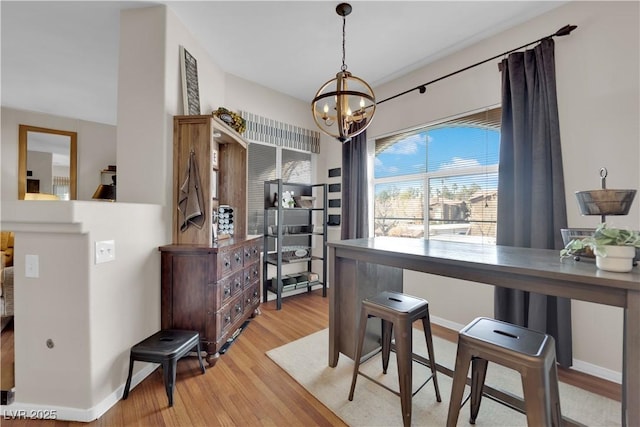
[341,15,347,72]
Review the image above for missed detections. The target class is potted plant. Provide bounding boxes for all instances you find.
[561,223,640,272]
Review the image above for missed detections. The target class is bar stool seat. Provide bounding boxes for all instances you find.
[349,291,441,427]
[122,329,206,407]
[446,317,562,426]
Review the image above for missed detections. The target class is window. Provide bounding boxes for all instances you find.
[373,107,500,244]
[247,142,311,236]
[241,111,318,236]
[52,175,70,200]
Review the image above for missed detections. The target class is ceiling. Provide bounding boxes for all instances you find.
[1,1,567,126]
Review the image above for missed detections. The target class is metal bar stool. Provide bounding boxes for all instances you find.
[349,291,442,427]
[122,329,206,407]
[446,317,562,427]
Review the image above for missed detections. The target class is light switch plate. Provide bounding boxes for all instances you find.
[95,240,116,264]
[25,254,39,278]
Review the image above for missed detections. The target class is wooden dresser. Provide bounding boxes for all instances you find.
[162,115,259,365]
[159,236,261,366]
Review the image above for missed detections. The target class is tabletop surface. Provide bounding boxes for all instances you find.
[328,237,640,291]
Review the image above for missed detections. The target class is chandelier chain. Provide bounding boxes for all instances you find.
[341,15,347,71]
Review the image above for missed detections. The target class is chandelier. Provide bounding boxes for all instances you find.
[311,3,376,143]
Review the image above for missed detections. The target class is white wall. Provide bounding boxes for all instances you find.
[1,107,117,201]
[359,1,639,380]
[1,201,164,421]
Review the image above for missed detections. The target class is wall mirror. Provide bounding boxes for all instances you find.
[18,125,77,200]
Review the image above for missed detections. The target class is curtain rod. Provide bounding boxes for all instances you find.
[376,24,578,106]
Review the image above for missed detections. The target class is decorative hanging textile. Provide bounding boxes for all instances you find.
[494,38,572,367]
[178,151,205,232]
[239,111,321,154]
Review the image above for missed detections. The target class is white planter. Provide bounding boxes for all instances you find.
[595,245,636,273]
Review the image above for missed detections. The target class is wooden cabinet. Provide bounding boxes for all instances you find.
[159,236,261,366]
[172,115,248,244]
[164,115,258,366]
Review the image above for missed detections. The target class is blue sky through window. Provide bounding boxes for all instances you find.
[375,126,500,179]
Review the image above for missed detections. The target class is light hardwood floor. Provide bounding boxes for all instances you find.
[0,290,620,426]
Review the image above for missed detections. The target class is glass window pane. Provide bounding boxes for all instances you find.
[427,126,500,172]
[374,133,427,179]
[428,173,497,244]
[248,144,276,235]
[373,107,500,244]
[282,149,311,184]
[374,180,424,238]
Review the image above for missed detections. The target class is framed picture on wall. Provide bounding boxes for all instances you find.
[180,46,201,115]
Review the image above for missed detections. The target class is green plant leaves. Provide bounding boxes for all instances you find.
[560,223,640,259]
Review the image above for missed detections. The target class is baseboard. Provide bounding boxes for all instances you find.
[430,315,622,385]
[571,360,621,384]
[0,363,157,422]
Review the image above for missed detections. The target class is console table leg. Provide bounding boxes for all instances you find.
[623,289,640,427]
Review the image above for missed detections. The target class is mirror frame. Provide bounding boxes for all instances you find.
[18,124,78,200]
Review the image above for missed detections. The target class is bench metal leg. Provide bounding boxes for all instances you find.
[122,355,135,400]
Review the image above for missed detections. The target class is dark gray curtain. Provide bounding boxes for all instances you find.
[495,38,572,367]
[341,121,369,240]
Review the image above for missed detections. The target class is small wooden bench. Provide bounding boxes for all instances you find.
[122,329,205,407]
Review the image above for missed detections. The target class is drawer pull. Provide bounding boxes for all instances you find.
[224,260,231,268]
[224,288,231,296]
[253,290,259,297]
[245,251,250,258]
[235,254,241,262]
[235,305,242,313]
[224,315,231,324]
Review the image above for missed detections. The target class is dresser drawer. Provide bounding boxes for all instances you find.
[244,282,260,310]
[216,270,243,306]
[213,293,242,341]
[244,242,261,265]
[216,247,244,279]
[243,262,260,288]
[230,294,245,325]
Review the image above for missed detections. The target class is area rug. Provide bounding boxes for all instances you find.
[266,329,620,426]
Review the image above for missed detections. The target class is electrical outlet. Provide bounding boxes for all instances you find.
[95,240,116,264]
[25,254,39,278]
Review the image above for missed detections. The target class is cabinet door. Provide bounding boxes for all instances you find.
[165,254,210,333]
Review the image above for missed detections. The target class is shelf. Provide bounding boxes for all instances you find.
[263,179,328,310]
[265,207,323,211]
[267,280,324,294]
[265,253,323,264]
[265,232,324,238]
[210,116,248,149]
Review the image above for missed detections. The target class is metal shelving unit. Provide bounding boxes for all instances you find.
[262,179,328,310]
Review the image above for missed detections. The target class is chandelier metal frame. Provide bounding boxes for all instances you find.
[311,3,376,143]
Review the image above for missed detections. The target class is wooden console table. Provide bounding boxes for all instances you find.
[328,237,639,427]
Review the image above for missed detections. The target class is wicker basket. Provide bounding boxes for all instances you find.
[294,196,315,208]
